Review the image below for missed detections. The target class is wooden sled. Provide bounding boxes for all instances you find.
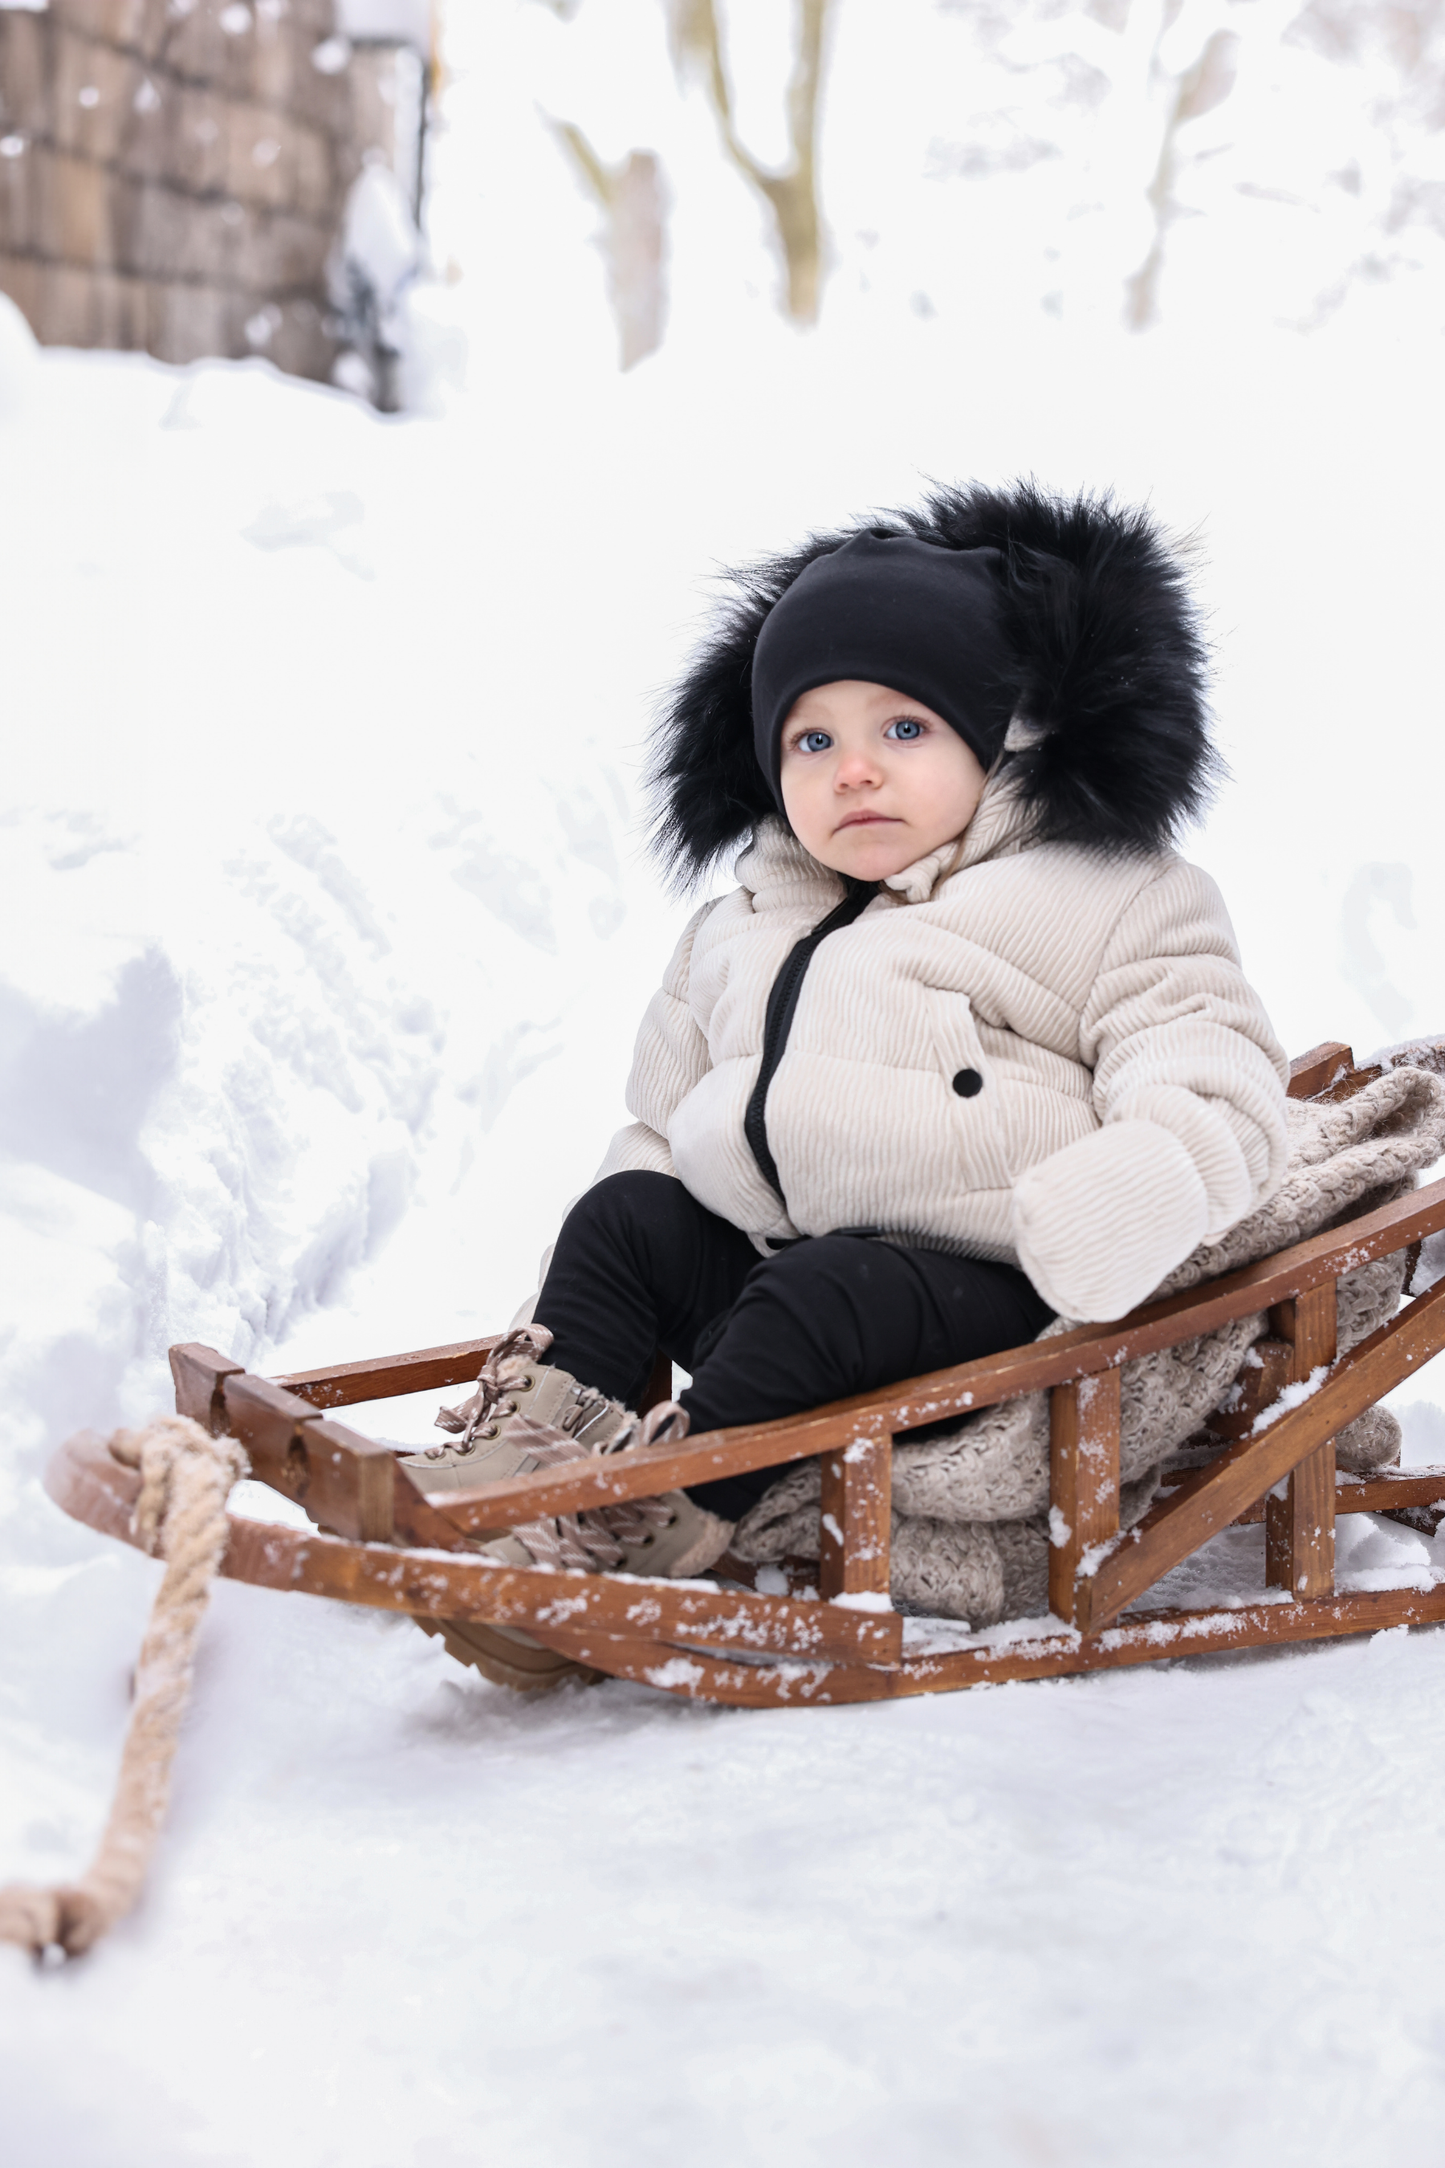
[45,1041,1445,1708]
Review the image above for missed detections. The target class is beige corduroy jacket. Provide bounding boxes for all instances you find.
[598,783,1290,1322]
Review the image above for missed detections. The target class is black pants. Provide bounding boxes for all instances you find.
[533,1171,1053,1521]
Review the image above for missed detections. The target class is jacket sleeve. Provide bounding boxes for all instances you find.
[592,900,719,1184]
[1010,858,1290,1321]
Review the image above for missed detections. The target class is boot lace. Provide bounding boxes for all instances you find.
[511,1400,690,1572]
[431,1324,556,1456]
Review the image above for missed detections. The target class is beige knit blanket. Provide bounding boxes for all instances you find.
[733,1054,1445,1626]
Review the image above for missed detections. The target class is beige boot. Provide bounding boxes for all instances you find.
[412,1614,605,1693]
[400,1324,633,1496]
[415,1394,734,1693]
[499,1401,735,1581]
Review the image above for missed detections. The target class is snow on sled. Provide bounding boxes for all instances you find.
[46,1041,1445,1709]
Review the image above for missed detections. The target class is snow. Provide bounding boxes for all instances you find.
[1251,1364,1331,1435]
[5,1,1445,2160]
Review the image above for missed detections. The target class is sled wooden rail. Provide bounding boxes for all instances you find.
[47,1428,904,1667]
[273,1336,519,1410]
[41,1036,1445,1706]
[256,1167,1445,1543]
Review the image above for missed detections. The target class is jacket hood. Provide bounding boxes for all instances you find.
[647,479,1219,886]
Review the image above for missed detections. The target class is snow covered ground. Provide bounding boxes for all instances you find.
[5,3,1445,2161]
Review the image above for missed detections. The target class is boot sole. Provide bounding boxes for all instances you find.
[414,1615,602,1694]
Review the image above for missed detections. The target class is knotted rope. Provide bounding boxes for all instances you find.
[0,1414,248,1960]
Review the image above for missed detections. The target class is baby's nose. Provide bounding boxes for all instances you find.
[836,753,881,785]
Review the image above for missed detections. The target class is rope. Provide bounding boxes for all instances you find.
[0,1415,248,1961]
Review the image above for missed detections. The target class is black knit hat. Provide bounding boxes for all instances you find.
[750,532,1017,808]
[648,481,1217,885]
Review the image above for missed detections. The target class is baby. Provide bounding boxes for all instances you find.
[406,481,1289,1686]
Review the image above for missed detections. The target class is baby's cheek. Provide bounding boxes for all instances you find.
[780,770,824,845]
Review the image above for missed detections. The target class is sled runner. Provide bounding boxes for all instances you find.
[45,1042,1445,1708]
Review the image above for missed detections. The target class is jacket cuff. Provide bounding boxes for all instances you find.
[1011,1120,1209,1322]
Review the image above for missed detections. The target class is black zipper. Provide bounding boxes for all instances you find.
[743,876,877,1204]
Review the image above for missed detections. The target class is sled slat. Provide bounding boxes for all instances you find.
[1266,1443,1336,1597]
[299,1420,397,1545]
[1318,1064,1386,1106]
[1048,1370,1122,1629]
[528,1628,881,1707]
[274,1336,500,1408]
[218,1375,461,1547]
[1334,1466,1445,1511]
[1078,1274,1445,1631]
[1201,1337,1293,1442]
[435,1407,901,1533]
[1266,1286,1338,1599]
[1287,1042,1354,1099]
[48,1430,904,1664]
[538,1579,1445,1705]
[1269,1282,1338,1372]
[818,1423,892,1599]
[224,1519,903,1663]
[389,1466,479,1549]
[713,1551,821,1596]
[222,1373,314,1460]
[890,1582,1445,1696]
[222,1375,397,1543]
[1159,1462,1445,1523]
[170,1343,246,1434]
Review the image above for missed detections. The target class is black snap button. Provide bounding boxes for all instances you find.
[952,1067,983,1098]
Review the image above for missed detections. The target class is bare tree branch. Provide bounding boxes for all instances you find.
[551,120,669,369]
[667,0,833,324]
[1125,26,1239,330]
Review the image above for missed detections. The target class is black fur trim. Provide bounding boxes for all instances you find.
[647,479,1219,885]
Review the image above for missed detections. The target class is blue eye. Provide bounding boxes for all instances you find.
[886,717,924,741]
[798,729,832,753]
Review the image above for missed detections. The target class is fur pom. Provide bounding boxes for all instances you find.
[647,479,1219,885]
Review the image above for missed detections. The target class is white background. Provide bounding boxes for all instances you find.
[3,2,1445,2160]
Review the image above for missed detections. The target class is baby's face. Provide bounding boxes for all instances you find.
[778,679,988,883]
